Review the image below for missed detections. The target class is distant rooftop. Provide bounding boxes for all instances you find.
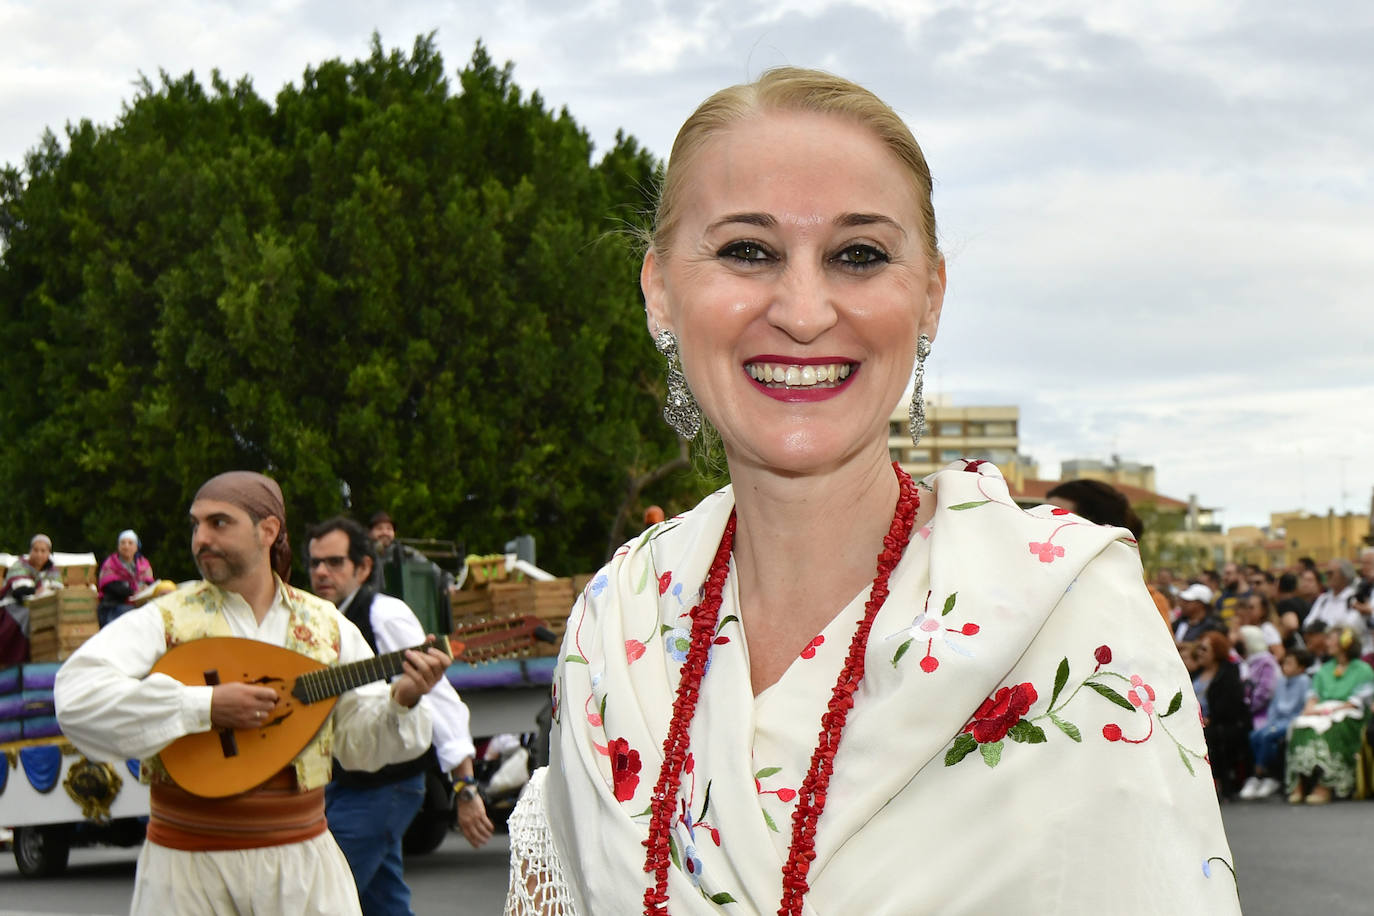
[1009,478,1189,511]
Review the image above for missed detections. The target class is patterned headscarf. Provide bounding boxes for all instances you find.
[193,471,293,580]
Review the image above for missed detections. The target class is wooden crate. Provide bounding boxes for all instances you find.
[59,564,97,588]
[532,579,575,620]
[533,617,567,658]
[449,588,493,617]
[488,581,535,617]
[463,555,509,587]
[26,589,98,631]
[28,621,96,662]
[27,629,58,662]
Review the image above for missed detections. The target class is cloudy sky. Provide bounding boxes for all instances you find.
[3,0,1370,530]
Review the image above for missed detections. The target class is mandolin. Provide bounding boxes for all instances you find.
[151,635,454,798]
[151,614,559,798]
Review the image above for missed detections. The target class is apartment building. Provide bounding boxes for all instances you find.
[886,400,1037,488]
[1059,456,1157,494]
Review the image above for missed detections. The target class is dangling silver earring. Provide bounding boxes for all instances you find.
[908,334,931,447]
[655,329,701,440]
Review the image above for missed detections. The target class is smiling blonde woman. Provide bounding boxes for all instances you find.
[505,68,1240,916]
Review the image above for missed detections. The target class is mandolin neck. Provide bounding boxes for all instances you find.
[292,636,450,705]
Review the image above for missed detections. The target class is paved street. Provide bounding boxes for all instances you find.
[0,830,512,915]
[0,796,1367,914]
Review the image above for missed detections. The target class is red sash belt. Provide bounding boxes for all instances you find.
[147,769,327,852]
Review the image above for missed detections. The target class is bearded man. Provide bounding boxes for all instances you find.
[55,472,450,916]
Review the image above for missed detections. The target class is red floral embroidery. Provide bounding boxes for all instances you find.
[625,639,647,663]
[658,572,673,595]
[963,683,1039,744]
[1029,541,1065,563]
[1127,675,1156,714]
[961,459,988,473]
[889,590,980,674]
[1050,507,1072,516]
[755,762,799,833]
[799,635,825,660]
[947,645,1207,774]
[609,737,642,802]
[292,624,314,644]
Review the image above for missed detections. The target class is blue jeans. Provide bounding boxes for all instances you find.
[326,772,426,916]
[97,603,135,628]
[1250,720,1288,774]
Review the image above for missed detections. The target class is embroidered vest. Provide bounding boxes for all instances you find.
[140,579,342,792]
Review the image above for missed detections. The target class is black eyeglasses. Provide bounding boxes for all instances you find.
[308,555,350,570]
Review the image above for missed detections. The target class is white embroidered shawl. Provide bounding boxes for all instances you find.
[521,463,1240,915]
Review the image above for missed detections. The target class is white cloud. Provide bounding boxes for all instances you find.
[1,0,1370,533]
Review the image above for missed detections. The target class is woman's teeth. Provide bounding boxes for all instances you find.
[745,362,852,388]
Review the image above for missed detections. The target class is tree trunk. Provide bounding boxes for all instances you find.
[606,438,691,560]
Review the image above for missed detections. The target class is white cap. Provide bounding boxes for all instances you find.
[1179,583,1214,605]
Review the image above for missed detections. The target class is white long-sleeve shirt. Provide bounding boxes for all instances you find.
[54,584,431,772]
[339,589,477,771]
[1307,586,1368,652]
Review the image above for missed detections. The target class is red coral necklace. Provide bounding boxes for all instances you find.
[642,462,919,916]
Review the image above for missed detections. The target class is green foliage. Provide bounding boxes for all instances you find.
[0,35,701,579]
[1133,503,1203,576]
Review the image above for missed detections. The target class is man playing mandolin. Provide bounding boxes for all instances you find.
[54,471,452,916]
[308,515,494,915]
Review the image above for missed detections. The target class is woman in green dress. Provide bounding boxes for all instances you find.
[1286,627,1374,804]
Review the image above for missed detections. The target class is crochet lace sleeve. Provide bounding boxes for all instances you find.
[505,767,579,916]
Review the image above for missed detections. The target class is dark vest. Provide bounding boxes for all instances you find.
[331,586,437,788]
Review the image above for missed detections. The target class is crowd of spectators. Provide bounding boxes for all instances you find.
[1160,547,1374,804]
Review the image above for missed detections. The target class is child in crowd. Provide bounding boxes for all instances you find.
[1240,649,1314,800]
[1302,620,1331,670]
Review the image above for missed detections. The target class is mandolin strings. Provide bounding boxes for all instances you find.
[296,636,451,704]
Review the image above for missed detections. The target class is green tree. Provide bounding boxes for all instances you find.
[1134,503,1202,577]
[0,35,703,579]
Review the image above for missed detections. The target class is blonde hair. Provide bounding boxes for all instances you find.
[651,67,939,266]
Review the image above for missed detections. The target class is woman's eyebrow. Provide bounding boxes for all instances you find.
[706,211,907,237]
[836,212,907,237]
[706,212,776,233]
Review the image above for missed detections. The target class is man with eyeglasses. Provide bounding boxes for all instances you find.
[307,516,493,916]
[54,472,450,915]
[1247,568,1276,604]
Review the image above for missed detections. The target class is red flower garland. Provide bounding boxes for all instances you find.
[642,463,919,915]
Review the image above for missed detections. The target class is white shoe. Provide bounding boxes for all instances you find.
[1238,776,1262,800]
[1254,777,1281,798]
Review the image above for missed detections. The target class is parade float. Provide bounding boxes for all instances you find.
[0,556,149,877]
